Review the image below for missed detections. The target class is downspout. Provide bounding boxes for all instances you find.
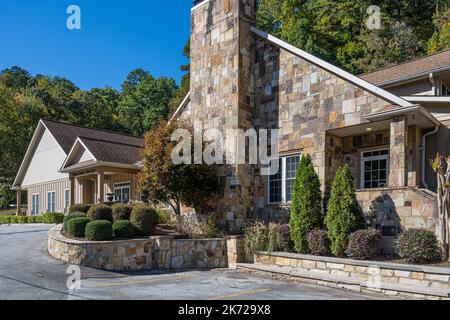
[422,125,439,189]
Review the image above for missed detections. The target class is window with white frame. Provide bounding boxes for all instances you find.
[64,189,70,211]
[442,83,449,96]
[268,154,301,203]
[114,182,131,203]
[360,149,389,189]
[32,194,40,215]
[47,191,56,212]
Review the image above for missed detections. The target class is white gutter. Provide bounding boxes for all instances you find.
[422,125,440,189]
[401,96,450,103]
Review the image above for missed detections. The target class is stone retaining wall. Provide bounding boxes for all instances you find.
[48,225,228,271]
[251,251,450,300]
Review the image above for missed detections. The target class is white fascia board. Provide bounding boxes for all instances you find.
[60,161,140,173]
[401,96,450,103]
[60,137,97,171]
[250,27,414,109]
[169,92,191,123]
[365,104,440,126]
[191,0,210,12]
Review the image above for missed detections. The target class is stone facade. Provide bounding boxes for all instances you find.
[48,225,228,271]
[249,251,450,300]
[182,0,440,242]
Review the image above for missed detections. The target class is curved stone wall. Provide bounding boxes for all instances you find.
[48,225,228,271]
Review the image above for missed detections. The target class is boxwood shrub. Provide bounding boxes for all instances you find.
[63,211,87,231]
[130,205,158,236]
[397,229,442,264]
[85,220,112,241]
[345,229,380,260]
[42,212,65,224]
[87,204,113,222]
[112,204,132,221]
[307,229,330,256]
[69,204,91,214]
[66,217,90,237]
[112,220,133,238]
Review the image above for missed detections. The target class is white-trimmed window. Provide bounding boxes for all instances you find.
[114,182,131,203]
[442,83,449,96]
[32,194,40,215]
[360,149,389,189]
[64,189,70,212]
[47,191,56,212]
[268,154,301,204]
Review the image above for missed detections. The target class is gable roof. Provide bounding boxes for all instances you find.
[13,119,143,188]
[359,50,450,86]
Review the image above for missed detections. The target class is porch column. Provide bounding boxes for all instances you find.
[97,170,104,204]
[69,174,76,206]
[389,116,408,187]
[16,188,22,216]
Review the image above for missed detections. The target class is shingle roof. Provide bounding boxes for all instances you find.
[41,119,143,155]
[79,136,142,165]
[359,50,450,86]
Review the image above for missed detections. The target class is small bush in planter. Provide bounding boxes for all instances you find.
[278,224,294,252]
[66,217,90,237]
[69,204,91,214]
[397,229,442,264]
[42,212,65,224]
[112,220,133,238]
[345,229,380,260]
[130,205,158,236]
[307,229,330,256]
[85,220,112,241]
[112,204,132,221]
[63,212,87,231]
[87,204,113,222]
[244,222,269,261]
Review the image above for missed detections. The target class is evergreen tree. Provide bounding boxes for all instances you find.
[325,164,362,257]
[290,154,323,253]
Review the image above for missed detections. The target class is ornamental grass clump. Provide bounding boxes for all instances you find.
[345,229,380,260]
[397,229,442,264]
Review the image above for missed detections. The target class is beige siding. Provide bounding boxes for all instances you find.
[105,173,140,201]
[26,179,70,214]
[386,79,433,96]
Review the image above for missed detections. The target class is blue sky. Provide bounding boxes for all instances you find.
[0,0,192,90]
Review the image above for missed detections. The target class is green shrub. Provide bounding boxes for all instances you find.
[244,222,269,261]
[130,205,158,236]
[307,229,330,256]
[397,229,442,264]
[42,212,65,224]
[112,204,132,221]
[0,215,12,224]
[290,154,323,253]
[87,204,113,222]
[345,229,380,260]
[325,165,363,257]
[9,216,18,224]
[157,209,173,224]
[112,220,134,238]
[69,204,92,213]
[18,216,28,224]
[66,217,90,237]
[63,212,87,231]
[85,220,113,241]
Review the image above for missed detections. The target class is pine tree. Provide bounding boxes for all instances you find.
[325,164,362,257]
[290,154,323,253]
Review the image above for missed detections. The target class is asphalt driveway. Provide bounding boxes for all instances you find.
[0,224,384,300]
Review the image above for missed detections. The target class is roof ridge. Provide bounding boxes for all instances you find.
[41,118,144,140]
[78,135,143,148]
[358,49,450,77]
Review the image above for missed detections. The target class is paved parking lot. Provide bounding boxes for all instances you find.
[0,224,383,300]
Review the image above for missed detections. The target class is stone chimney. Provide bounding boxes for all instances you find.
[190,0,256,230]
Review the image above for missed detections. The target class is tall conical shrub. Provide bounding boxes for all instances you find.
[290,154,323,253]
[325,164,362,257]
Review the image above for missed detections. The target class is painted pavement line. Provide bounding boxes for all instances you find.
[84,275,194,288]
[208,288,272,300]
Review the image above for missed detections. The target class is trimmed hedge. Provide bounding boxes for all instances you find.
[42,212,65,224]
[85,220,113,241]
[397,229,442,264]
[130,205,158,236]
[345,229,380,260]
[66,217,90,237]
[307,229,330,256]
[69,204,91,214]
[63,212,87,231]
[112,204,132,221]
[112,220,133,238]
[87,204,113,222]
